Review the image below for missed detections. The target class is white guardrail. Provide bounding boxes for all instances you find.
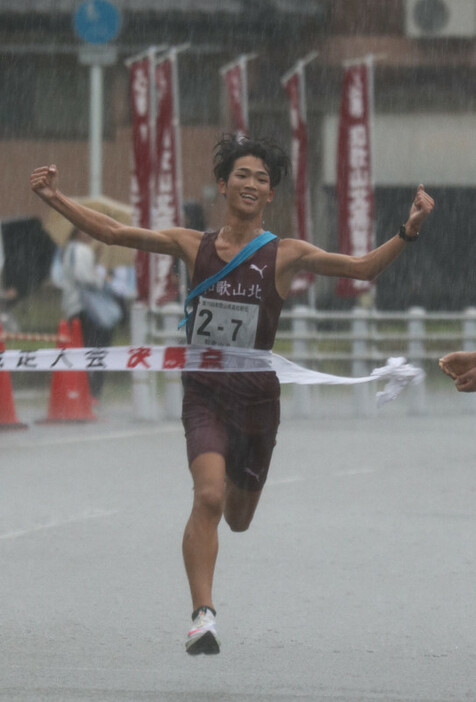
[130,302,476,420]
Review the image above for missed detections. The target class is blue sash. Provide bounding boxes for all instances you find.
[178,230,277,331]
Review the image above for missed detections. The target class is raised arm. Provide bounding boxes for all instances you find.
[30,165,201,266]
[277,185,434,296]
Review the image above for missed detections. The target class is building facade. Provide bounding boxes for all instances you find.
[1,0,476,308]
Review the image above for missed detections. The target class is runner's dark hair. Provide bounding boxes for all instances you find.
[213,133,290,189]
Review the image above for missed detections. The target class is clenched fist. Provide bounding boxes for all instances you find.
[30,164,58,202]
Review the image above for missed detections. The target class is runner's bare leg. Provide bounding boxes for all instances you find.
[224,481,262,532]
[182,452,226,611]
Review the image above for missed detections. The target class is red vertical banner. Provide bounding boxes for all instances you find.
[336,61,375,297]
[221,54,256,138]
[222,63,247,135]
[150,56,180,307]
[129,56,153,301]
[282,63,314,295]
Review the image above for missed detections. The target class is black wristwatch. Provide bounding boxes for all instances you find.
[399,224,419,242]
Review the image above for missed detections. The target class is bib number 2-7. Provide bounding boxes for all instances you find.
[190,297,259,347]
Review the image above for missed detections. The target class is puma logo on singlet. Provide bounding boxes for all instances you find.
[250,263,267,279]
[244,467,260,482]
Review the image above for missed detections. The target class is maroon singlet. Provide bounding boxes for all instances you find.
[181,231,284,490]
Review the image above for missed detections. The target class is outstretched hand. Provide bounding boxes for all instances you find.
[406,185,434,236]
[30,164,58,202]
[439,351,476,392]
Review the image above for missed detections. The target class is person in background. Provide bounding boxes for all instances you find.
[96,263,137,325]
[62,227,121,403]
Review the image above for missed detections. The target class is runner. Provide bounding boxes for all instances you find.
[31,133,434,655]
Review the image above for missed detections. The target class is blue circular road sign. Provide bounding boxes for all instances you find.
[74,0,121,44]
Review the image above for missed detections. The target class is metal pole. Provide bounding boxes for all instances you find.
[219,52,258,77]
[79,45,117,197]
[280,51,318,88]
[162,303,183,419]
[352,306,373,416]
[292,305,312,418]
[407,306,426,415]
[130,302,158,421]
[89,63,103,197]
[124,44,167,68]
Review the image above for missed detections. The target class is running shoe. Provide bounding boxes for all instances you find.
[185,606,220,655]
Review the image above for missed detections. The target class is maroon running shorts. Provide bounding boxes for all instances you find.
[181,373,280,491]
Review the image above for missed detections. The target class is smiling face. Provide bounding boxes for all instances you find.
[218,155,275,220]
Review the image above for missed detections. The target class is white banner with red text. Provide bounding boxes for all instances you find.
[0,345,424,408]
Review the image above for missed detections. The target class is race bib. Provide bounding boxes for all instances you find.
[190,297,259,347]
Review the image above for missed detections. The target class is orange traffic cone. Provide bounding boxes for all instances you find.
[0,322,28,430]
[37,318,97,423]
[69,317,99,414]
[70,316,85,347]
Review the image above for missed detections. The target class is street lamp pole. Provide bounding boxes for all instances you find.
[79,45,117,198]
